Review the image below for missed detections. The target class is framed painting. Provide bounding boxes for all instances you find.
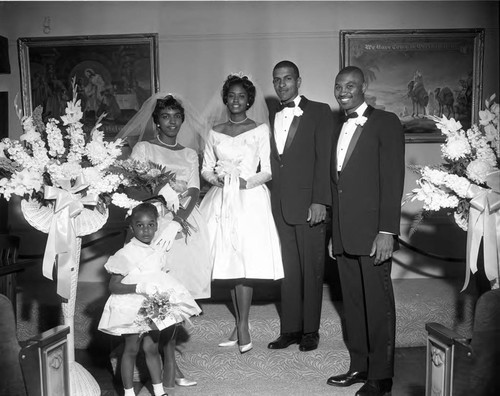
[340,29,484,142]
[18,34,159,139]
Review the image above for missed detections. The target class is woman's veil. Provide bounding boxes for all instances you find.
[115,92,206,154]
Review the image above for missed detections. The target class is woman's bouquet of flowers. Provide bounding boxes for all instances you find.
[405,94,499,289]
[0,79,124,299]
[109,159,193,236]
[110,159,182,214]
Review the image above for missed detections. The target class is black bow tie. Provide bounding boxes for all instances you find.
[278,102,296,112]
[342,112,358,122]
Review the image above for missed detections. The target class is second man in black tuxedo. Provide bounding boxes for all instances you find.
[268,60,333,352]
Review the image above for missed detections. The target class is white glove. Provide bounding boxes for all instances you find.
[154,221,182,251]
[158,184,180,213]
[136,282,160,295]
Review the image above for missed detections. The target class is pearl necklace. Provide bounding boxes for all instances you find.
[229,117,248,124]
[156,135,177,148]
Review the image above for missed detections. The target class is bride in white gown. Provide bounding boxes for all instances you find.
[200,73,284,353]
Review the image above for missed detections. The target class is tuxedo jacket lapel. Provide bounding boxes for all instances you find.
[340,105,375,172]
[342,125,362,170]
[282,96,307,154]
[283,116,301,153]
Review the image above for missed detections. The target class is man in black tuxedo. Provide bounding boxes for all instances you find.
[268,60,333,352]
[327,66,405,396]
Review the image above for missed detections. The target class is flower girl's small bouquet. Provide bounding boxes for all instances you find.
[134,290,193,335]
[404,94,499,289]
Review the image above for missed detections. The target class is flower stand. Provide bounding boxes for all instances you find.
[21,199,108,396]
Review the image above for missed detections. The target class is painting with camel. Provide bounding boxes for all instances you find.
[341,29,483,141]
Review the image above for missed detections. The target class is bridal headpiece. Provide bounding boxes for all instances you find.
[115,92,206,153]
[203,71,269,131]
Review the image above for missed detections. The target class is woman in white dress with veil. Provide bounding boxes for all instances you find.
[200,73,284,353]
[116,93,210,389]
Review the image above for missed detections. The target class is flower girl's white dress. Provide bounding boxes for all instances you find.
[98,238,201,336]
[199,124,284,280]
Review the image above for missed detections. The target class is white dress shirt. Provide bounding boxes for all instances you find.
[274,96,302,155]
[336,102,368,172]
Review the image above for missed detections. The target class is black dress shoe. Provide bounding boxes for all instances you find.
[326,370,368,387]
[299,332,319,351]
[355,379,393,396]
[267,332,301,349]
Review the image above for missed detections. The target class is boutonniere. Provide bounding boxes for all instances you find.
[355,116,367,126]
[293,106,304,117]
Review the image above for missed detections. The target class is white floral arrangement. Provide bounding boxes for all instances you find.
[0,79,127,299]
[404,94,499,232]
[0,79,124,205]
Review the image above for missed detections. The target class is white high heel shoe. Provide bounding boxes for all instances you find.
[239,342,253,354]
[175,377,197,387]
[218,327,238,347]
[218,339,238,347]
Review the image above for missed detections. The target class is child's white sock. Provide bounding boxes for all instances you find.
[153,383,165,396]
[124,388,135,396]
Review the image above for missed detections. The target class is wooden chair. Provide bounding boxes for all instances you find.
[0,294,71,396]
[425,288,500,396]
[0,234,38,317]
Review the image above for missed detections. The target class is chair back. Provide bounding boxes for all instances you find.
[0,294,27,396]
[466,288,500,396]
[0,234,21,312]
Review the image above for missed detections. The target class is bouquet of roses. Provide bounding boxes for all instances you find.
[111,159,177,197]
[110,159,183,214]
[404,94,499,232]
[110,159,194,237]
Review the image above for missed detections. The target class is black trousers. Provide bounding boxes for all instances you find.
[337,253,396,379]
[275,212,326,335]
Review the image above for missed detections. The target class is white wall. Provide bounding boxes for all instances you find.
[0,1,499,280]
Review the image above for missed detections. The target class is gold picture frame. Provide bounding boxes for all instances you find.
[18,33,159,139]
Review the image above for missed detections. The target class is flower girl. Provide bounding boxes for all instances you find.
[98,203,201,396]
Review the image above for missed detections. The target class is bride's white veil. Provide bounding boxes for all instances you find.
[116,92,206,154]
[201,72,270,131]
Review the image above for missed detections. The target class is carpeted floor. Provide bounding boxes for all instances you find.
[104,278,475,396]
[17,276,478,395]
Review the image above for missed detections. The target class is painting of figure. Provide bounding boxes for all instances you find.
[341,29,484,142]
[18,34,159,140]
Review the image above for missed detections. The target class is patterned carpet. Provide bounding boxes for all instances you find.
[16,278,477,396]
